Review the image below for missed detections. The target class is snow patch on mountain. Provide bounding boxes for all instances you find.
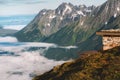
[117,7,120,11]
[85,9,92,12]
[77,11,85,16]
[49,15,56,19]
[47,23,50,26]
[114,13,117,18]
[62,4,72,15]
[42,12,46,15]
[105,21,108,25]
[60,17,63,20]
[80,21,84,26]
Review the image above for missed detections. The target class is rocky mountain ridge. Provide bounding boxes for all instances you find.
[15,3,96,42]
[42,0,120,46]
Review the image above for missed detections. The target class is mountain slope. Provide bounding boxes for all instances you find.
[15,3,95,42]
[15,0,120,45]
[42,0,120,47]
[77,15,120,51]
[33,46,120,80]
[41,16,102,46]
[42,14,120,60]
[15,0,120,61]
[37,0,120,60]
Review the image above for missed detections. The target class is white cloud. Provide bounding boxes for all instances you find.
[0,52,66,80]
[0,36,18,42]
[3,25,25,30]
[0,42,66,80]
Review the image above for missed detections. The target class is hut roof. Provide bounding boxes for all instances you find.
[96,29,120,36]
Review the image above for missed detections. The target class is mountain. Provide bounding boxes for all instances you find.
[36,0,120,60]
[0,25,3,29]
[15,0,120,60]
[15,0,120,45]
[15,3,96,42]
[77,0,120,51]
[33,46,120,80]
[0,29,18,36]
[14,0,120,60]
[42,0,120,47]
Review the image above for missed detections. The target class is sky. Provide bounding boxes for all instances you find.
[0,0,107,16]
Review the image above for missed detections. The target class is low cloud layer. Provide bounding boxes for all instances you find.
[3,25,25,30]
[0,52,65,80]
[0,41,66,80]
[0,37,76,80]
[0,36,18,42]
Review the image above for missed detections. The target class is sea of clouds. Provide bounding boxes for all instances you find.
[0,50,66,80]
[0,36,78,80]
[0,36,68,80]
[3,25,26,30]
[0,36,18,42]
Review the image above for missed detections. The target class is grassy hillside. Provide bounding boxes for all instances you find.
[33,46,120,80]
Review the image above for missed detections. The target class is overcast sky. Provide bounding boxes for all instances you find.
[0,0,107,16]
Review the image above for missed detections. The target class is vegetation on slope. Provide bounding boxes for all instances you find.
[33,46,120,80]
[44,47,79,61]
[42,16,103,46]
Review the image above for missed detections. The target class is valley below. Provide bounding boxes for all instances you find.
[0,0,120,80]
[0,36,78,80]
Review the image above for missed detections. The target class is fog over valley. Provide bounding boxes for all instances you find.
[0,36,67,80]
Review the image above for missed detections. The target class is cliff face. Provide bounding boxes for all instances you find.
[33,46,120,80]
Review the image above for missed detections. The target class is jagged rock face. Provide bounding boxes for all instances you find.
[15,3,96,42]
[77,0,120,52]
[92,0,120,25]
